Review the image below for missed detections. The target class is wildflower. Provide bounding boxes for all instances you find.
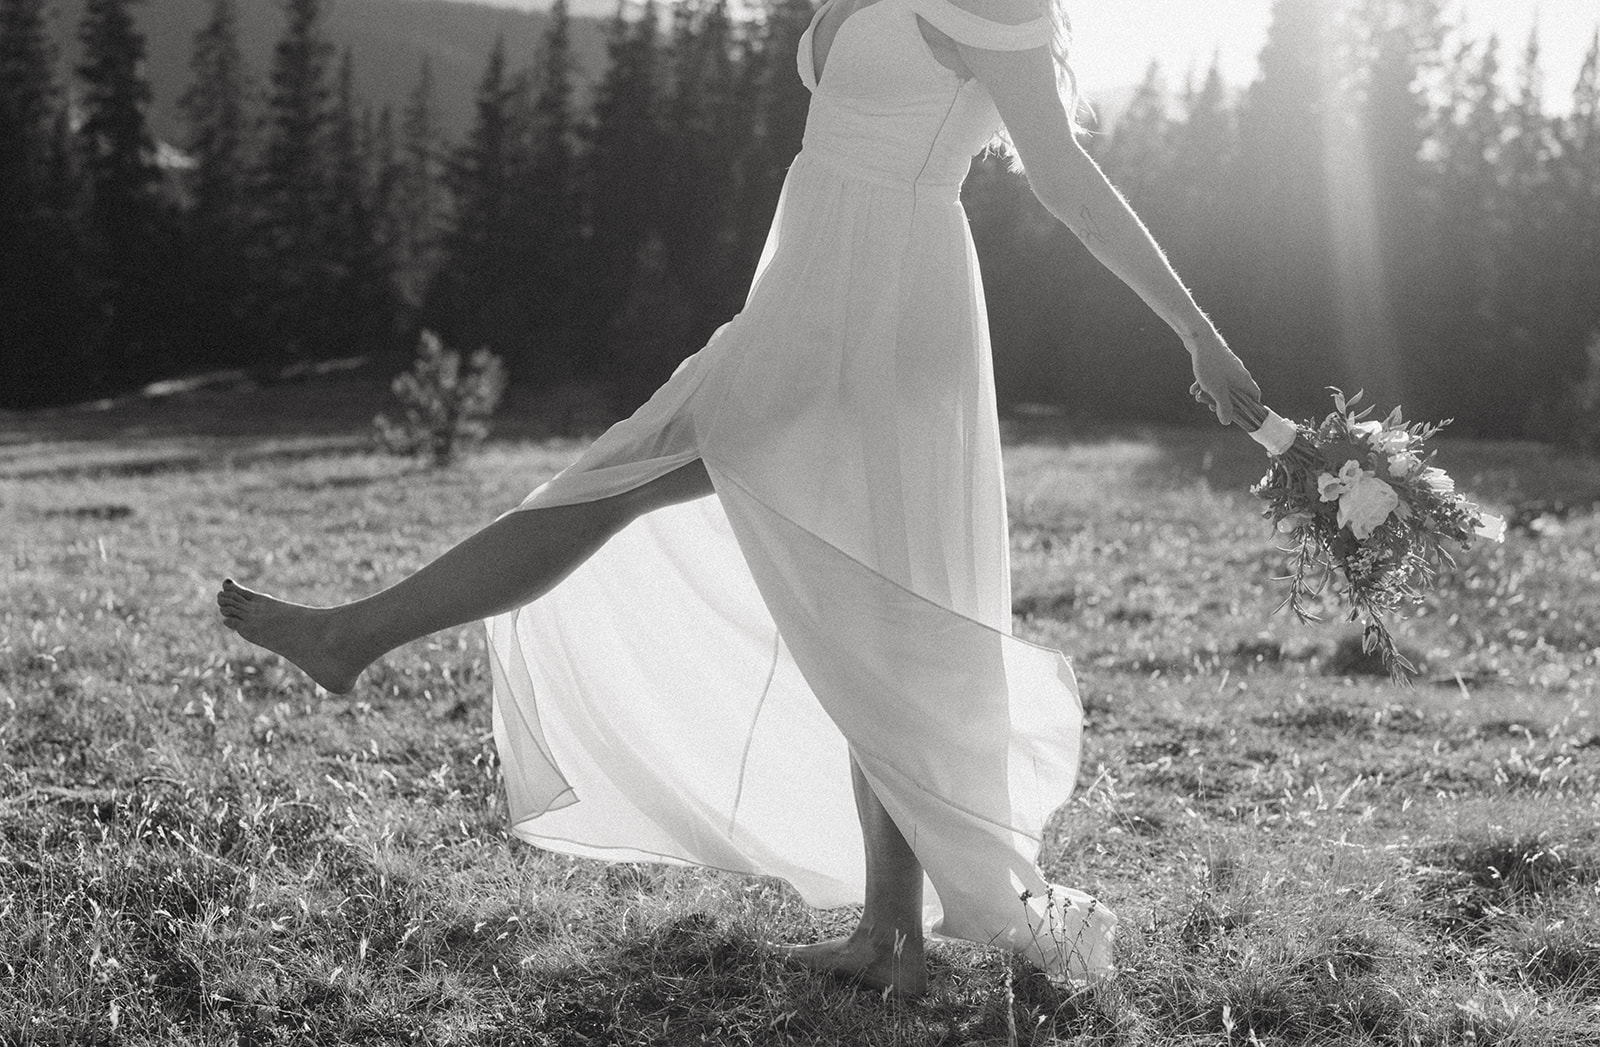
[1366,425,1414,454]
[1387,450,1421,478]
[1338,475,1400,540]
[1420,467,1455,494]
[1471,509,1507,542]
[1318,460,1364,501]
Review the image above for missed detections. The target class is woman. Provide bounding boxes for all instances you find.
[218,0,1262,994]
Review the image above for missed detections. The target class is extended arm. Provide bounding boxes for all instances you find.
[950,13,1261,424]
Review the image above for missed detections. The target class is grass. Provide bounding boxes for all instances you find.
[2,380,1599,1044]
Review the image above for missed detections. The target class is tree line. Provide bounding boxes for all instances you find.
[0,0,816,411]
[1011,0,1600,439]
[2,0,1597,442]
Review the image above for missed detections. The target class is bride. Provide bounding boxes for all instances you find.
[219,0,1262,995]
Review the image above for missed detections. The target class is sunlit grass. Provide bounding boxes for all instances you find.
[2,389,1598,1043]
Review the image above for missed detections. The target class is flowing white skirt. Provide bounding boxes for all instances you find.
[485,152,1116,980]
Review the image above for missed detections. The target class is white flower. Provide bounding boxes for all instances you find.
[1318,459,1364,501]
[1352,420,1384,440]
[1387,450,1421,478]
[1338,475,1400,539]
[1370,428,1414,453]
[1473,513,1506,543]
[1420,467,1455,494]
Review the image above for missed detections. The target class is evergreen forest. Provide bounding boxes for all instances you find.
[2,0,1598,442]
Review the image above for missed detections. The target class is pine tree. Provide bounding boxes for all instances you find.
[77,0,170,385]
[78,0,159,228]
[1542,29,1600,438]
[0,0,93,406]
[1554,31,1600,442]
[394,56,447,309]
[260,0,336,363]
[1497,26,1564,434]
[1100,61,1173,216]
[1226,0,1343,411]
[530,0,576,220]
[1560,32,1600,336]
[1428,36,1506,427]
[368,101,403,314]
[0,0,58,216]
[581,0,664,337]
[602,0,749,400]
[1165,58,1236,295]
[180,0,258,367]
[732,0,812,269]
[427,35,531,365]
[1568,30,1600,163]
[657,0,745,319]
[182,0,251,237]
[524,0,586,367]
[326,47,395,356]
[1346,0,1446,410]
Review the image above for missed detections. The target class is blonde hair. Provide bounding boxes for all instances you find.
[1045,0,1082,129]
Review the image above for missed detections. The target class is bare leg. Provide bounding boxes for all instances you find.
[221,459,931,994]
[780,756,928,995]
[217,461,714,693]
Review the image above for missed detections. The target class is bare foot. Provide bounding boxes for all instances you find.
[216,579,370,694]
[777,930,927,996]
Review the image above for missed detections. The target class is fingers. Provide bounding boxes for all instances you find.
[1193,378,1265,428]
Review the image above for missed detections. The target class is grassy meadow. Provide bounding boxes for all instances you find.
[2,377,1599,1045]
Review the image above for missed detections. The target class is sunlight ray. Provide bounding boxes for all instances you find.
[1318,9,1403,402]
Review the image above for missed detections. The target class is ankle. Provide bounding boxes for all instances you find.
[321,605,378,664]
[851,921,923,953]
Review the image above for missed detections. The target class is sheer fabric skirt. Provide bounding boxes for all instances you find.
[485,153,1117,980]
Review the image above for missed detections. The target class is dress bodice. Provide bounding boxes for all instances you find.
[795,0,1039,192]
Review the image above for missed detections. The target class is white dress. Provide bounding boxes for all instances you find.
[485,0,1116,981]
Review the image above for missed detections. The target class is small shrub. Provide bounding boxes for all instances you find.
[374,331,506,467]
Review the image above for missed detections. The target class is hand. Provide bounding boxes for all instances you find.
[1185,330,1262,427]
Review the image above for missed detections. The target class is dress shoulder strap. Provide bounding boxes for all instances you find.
[909,0,1052,52]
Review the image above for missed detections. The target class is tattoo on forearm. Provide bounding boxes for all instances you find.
[1078,205,1108,246]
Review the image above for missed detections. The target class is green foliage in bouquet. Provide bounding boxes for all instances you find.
[1251,389,1504,681]
[374,331,507,467]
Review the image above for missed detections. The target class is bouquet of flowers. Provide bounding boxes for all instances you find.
[1233,388,1505,681]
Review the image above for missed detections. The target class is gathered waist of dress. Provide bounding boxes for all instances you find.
[791,142,966,198]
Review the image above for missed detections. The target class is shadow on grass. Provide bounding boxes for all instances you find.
[516,911,1117,1047]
